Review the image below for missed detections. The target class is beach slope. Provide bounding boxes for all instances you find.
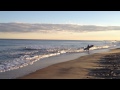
[18,48,120,79]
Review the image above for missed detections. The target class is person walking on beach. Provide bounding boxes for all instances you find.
[84,44,90,54]
[87,44,90,53]
[84,44,94,54]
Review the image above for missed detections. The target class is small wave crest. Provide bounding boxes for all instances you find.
[0,44,116,73]
[24,47,42,50]
[89,45,110,50]
[0,53,61,72]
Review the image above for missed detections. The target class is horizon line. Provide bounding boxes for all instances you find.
[0,38,118,41]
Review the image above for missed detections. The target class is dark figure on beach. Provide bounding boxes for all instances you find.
[84,44,94,54]
[85,45,90,53]
[84,45,89,51]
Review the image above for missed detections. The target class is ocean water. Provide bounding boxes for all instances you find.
[0,39,120,74]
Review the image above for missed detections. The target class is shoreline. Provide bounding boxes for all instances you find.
[0,48,109,79]
[18,48,120,79]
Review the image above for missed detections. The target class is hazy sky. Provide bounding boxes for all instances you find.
[0,11,120,40]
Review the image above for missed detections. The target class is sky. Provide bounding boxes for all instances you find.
[0,11,120,40]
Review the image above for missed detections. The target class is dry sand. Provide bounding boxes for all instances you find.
[18,48,120,79]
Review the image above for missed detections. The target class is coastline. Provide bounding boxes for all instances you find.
[18,48,120,79]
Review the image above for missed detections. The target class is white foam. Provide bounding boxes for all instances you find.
[0,44,117,73]
[0,51,65,72]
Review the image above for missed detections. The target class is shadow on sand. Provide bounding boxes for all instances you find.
[88,53,120,79]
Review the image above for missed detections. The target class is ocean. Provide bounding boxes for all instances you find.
[0,39,120,78]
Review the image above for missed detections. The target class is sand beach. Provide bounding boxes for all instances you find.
[18,48,120,79]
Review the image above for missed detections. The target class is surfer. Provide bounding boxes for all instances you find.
[84,44,89,51]
[87,44,90,53]
[84,45,89,54]
[84,44,94,54]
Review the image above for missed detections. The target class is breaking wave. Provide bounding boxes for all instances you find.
[0,44,115,73]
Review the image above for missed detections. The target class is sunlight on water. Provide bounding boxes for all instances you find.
[0,39,119,73]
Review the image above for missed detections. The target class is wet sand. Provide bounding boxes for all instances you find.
[18,48,120,79]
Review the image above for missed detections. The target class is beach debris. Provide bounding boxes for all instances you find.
[89,53,120,79]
